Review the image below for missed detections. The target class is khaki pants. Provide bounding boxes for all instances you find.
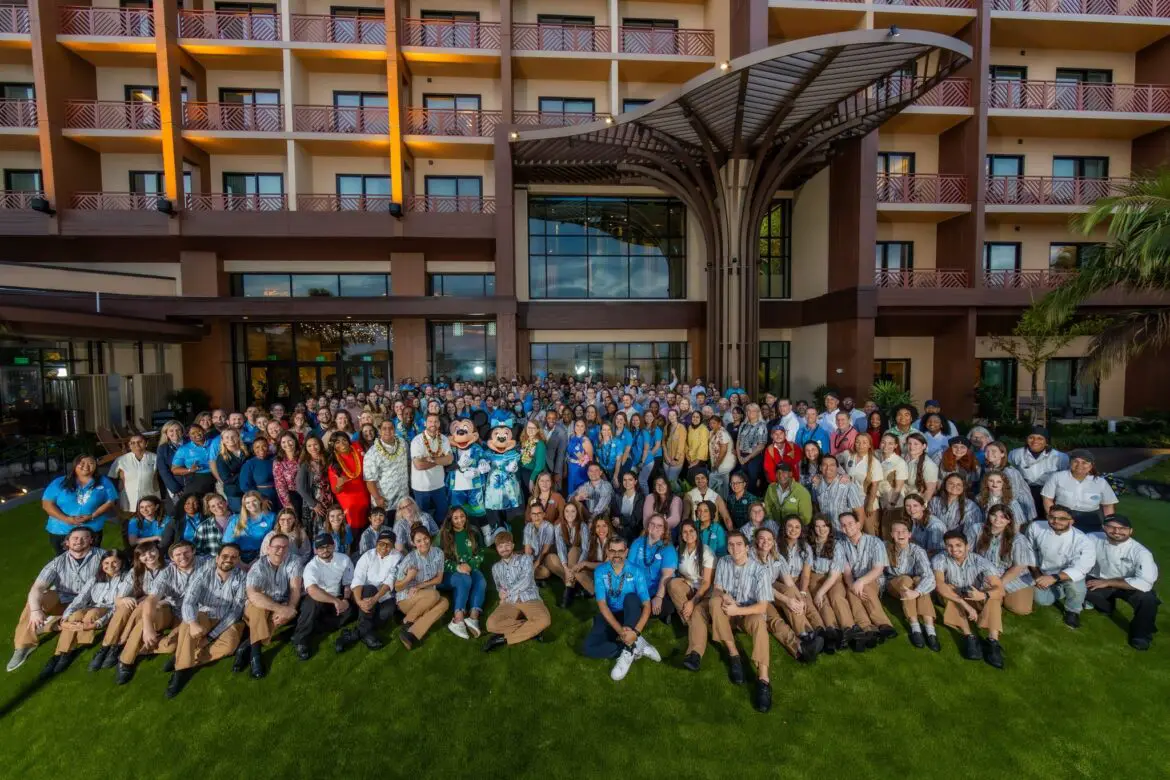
[709,597,770,672]
[861,509,879,537]
[101,602,137,647]
[773,584,815,635]
[575,563,599,595]
[486,600,551,645]
[1004,587,1034,616]
[667,578,710,657]
[13,591,65,649]
[845,580,892,631]
[535,548,579,585]
[886,575,935,622]
[942,594,1004,636]
[174,613,245,671]
[806,572,852,629]
[398,589,449,640]
[118,602,179,665]
[763,604,801,658]
[244,602,294,645]
[55,607,109,653]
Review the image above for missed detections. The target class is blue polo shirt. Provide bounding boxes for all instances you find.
[628,537,679,591]
[594,562,650,612]
[222,511,276,553]
[724,387,746,400]
[643,426,664,460]
[43,475,119,534]
[794,425,831,454]
[178,513,202,543]
[172,441,212,474]
[128,516,166,540]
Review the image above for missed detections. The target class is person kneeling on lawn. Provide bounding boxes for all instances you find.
[293,533,354,660]
[483,531,551,652]
[351,529,403,652]
[167,543,248,698]
[583,536,661,680]
[1025,505,1094,630]
[932,530,1006,669]
[710,532,774,714]
[1086,515,1160,651]
[244,533,304,678]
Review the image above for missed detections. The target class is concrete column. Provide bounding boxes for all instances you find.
[931,309,977,419]
[391,318,428,381]
[827,318,875,402]
[827,133,878,292]
[728,0,767,58]
[496,313,517,377]
[179,252,233,407]
[386,0,408,203]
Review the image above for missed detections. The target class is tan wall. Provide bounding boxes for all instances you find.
[790,168,829,301]
[95,68,158,101]
[619,1,706,28]
[0,150,42,177]
[789,323,827,402]
[206,69,284,98]
[307,155,392,192]
[306,71,387,105]
[876,222,937,269]
[0,63,35,84]
[409,0,500,22]
[210,154,288,189]
[878,133,938,172]
[985,137,1132,177]
[51,262,180,277]
[620,80,666,105]
[989,48,1135,83]
[976,337,1126,418]
[100,153,165,192]
[513,0,609,25]
[983,223,1110,270]
[705,0,730,62]
[427,260,494,272]
[411,76,502,107]
[299,0,383,15]
[412,157,493,195]
[874,336,934,407]
[164,344,184,389]
[514,79,611,113]
[0,264,178,295]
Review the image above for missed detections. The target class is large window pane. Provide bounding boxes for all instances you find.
[295,323,342,362]
[292,274,340,297]
[341,322,389,360]
[431,322,496,378]
[241,274,291,298]
[338,274,388,297]
[245,323,293,361]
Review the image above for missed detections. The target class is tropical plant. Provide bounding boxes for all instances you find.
[1031,170,1170,379]
[974,380,1014,423]
[869,380,913,412]
[987,308,1105,398]
[810,383,839,408]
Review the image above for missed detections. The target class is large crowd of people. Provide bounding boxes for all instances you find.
[7,375,1160,712]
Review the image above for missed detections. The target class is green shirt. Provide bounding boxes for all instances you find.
[444,528,484,572]
[764,481,813,524]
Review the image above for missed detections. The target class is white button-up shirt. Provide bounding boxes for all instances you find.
[1089,533,1158,593]
[1040,471,1118,512]
[302,554,355,598]
[1009,447,1070,487]
[112,451,159,512]
[1026,523,1095,582]
[352,547,403,603]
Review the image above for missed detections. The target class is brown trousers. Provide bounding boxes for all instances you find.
[886,575,936,622]
[174,613,245,671]
[118,602,179,665]
[535,548,579,585]
[486,600,551,645]
[244,602,295,645]
[861,509,879,537]
[806,572,853,629]
[55,608,110,653]
[13,591,65,649]
[398,589,449,640]
[666,578,710,657]
[763,604,801,658]
[773,584,815,635]
[709,597,770,672]
[575,563,600,595]
[1004,587,1034,616]
[101,602,137,647]
[942,594,1004,636]
[846,580,892,631]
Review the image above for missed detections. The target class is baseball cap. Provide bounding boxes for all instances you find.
[313,532,335,548]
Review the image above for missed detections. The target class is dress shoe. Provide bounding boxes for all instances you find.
[1063,611,1081,630]
[559,586,576,609]
[249,645,266,679]
[909,630,926,649]
[753,681,772,714]
[797,634,823,664]
[231,642,250,672]
[165,669,193,699]
[925,633,941,652]
[334,629,360,654]
[102,645,122,669]
[162,657,175,673]
[682,651,701,672]
[984,638,1005,670]
[961,633,983,661]
[39,655,61,680]
[53,650,78,674]
[1130,638,1152,652]
[294,643,312,661]
[114,662,135,685]
[728,655,745,685]
[482,633,508,653]
[88,646,110,672]
[399,629,418,651]
[360,633,385,650]
[877,625,898,641]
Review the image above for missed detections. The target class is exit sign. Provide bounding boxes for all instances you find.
[12,357,30,365]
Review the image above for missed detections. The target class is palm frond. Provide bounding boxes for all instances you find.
[1078,309,1170,382]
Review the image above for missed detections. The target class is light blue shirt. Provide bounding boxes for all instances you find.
[222,511,277,553]
[43,475,119,534]
[129,516,166,540]
[794,425,830,454]
[172,441,213,474]
[593,561,650,612]
[628,537,679,591]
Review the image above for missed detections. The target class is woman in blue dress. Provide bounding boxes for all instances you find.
[566,418,593,495]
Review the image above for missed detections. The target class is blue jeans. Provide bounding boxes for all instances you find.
[414,487,448,525]
[1034,578,1087,613]
[441,569,486,615]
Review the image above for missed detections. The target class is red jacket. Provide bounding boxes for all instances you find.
[763,442,801,484]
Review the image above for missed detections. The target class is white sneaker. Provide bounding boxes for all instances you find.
[447,620,470,640]
[610,649,636,681]
[635,635,661,663]
[6,647,33,672]
[465,618,481,638]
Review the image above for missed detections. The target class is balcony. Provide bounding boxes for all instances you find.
[71,192,159,210]
[874,269,969,288]
[989,79,1170,137]
[980,269,1077,289]
[986,176,1129,221]
[183,102,284,132]
[0,99,36,128]
[618,27,714,56]
[990,0,1170,49]
[64,100,159,130]
[59,6,153,37]
[399,18,501,77]
[290,14,386,45]
[408,195,495,214]
[514,110,603,128]
[990,0,1170,17]
[292,105,388,136]
[178,10,281,42]
[186,193,287,211]
[0,190,41,209]
[404,108,500,137]
[769,0,975,40]
[0,4,29,36]
[884,77,973,132]
[297,194,396,212]
[513,22,610,52]
[876,174,969,222]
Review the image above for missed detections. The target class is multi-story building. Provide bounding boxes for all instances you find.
[0,0,1167,432]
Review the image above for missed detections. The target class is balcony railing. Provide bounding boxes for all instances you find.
[514,110,602,127]
[980,269,1077,288]
[910,78,971,107]
[404,107,501,136]
[186,193,288,211]
[297,194,397,212]
[65,100,160,130]
[71,192,159,210]
[408,195,495,214]
[512,22,610,53]
[0,5,30,35]
[60,6,154,37]
[876,174,968,204]
[178,10,280,41]
[293,105,389,135]
[986,176,1130,205]
[0,190,42,209]
[184,102,284,132]
[990,0,1170,18]
[618,27,714,57]
[790,0,975,4]
[0,99,36,127]
[989,79,1170,113]
[291,13,386,44]
[874,270,969,288]
[400,17,500,49]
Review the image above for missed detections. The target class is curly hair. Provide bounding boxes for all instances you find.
[975,503,1017,564]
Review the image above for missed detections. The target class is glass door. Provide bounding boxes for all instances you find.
[420,10,479,48]
[986,154,1024,203]
[214,2,277,40]
[989,65,1027,108]
[877,152,915,202]
[124,85,159,129]
[329,6,385,44]
[1055,68,1112,111]
[422,94,482,135]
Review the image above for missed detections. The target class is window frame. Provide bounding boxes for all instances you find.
[873,359,912,392]
[3,168,42,192]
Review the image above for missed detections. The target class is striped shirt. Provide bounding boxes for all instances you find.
[491,553,540,604]
[180,565,248,638]
[739,519,780,543]
[814,479,865,532]
[754,553,791,585]
[808,542,847,575]
[395,547,445,591]
[62,571,134,628]
[910,516,948,556]
[776,540,807,577]
[553,521,587,563]
[34,548,107,604]
[838,533,888,578]
[713,555,772,606]
[246,556,304,603]
[393,514,438,551]
[931,551,998,592]
[736,421,768,455]
[928,495,983,532]
[523,521,557,556]
[882,543,936,595]
[148,557,212,611]
[967,527,1036,594]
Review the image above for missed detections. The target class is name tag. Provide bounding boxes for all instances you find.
[654,554,662,561]
[1088,494,1101,502]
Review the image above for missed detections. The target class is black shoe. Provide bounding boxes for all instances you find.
[850,632,868,654]
[1130,638,1152,651]
[54,650,78,674]
[682,651,701,672]
[909,630,926,649]
[1063,611,1081,630]
[822,628,838,655]
[483,633,508,653]
[984,638,1005,669]
[39,654,61,680]
[728,655,745,685]
[399,629,417,651]
[231,642,250,673]
[925,633,941,652]
[115,661,135,685]
[864,632,878,650]
[535,579,548,589]
[294,643,312,661]
[249,645,265,679]
[559,586,576,609]
[360,632,385,651]
[753,680,772,714]
[334,630,359,654]
[162,657,175,673]
[88,646,110,672]
[798,634,823,664]
[165,669,192,699]
[962,634,983,661]
[878,625,898,641]
[102,645,122,670]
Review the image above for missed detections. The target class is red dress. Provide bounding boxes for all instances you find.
[328,449,370,532]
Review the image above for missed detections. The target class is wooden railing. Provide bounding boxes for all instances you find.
[64,100,159,130]
[989,79,1170,113]
[985,176,1130,205]
[990,0,1170,17]
[290,13,386,44]
[882,77,972,107]
[59,6,153,37]
[297,194,397,212]
[404,108,501,136]
[0,5,30,34]
[183,102,284,132]
[618,27,714,56]
[514,110,602,127]
[400,18,500,49]
[71,192,159,211]
[293,104,389,135]
[178,10,280,41]
[0,99,36,127]
[980,269,1077,288]
[0,190,42,209]
[876,173,968,204]
[874,270,969,288]
[185,193,288,211]
[408,195,495,214]
[512,22,610,52]
[789,0,975,4]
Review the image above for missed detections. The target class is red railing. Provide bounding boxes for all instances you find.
[184,102,284,132]
[178,10,280,41]
[293,105,388,134]
[875,270,969,288]
[408,195,495,214]
[0,5,30,34]
[59,6,154,37]
[990,79,1170,113]
[876,174,968,204]
[185,193,287,211]
[404,107,501,136]
[400,18,500,49]
[0,99,35,127]
[64,100,159,130]
[913,78,971,107]
[873,0,976,6]
[290,13,386,44]
[297,194,396,212]
[990,0,1170,18]
[980,269,1077,288]
[986,176,1130,205]
[71,192,159,210]
[512,22,610,53]
[619,27,714,57]
[0,190,42,209]
[514,110,602,127]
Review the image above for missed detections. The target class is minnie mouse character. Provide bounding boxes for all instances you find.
[447,419,488,519]
[482,424,521,543]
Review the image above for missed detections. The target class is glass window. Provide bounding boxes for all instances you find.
[244,323,293,361]
[759,341,790,398]
[4,169,41,192]
[622,98,652,112]
[1049,243,1100,270]
[876,242,913,271]
[759,199,791,299]
[295,323,342,362]
[529,341,688,381]
[429,274,494,296]
[240,274,291,297]
[431,322,496,378]
[292,274,340,297]
[0,83,34,100]
[339,274,389,297]
[1046,358,1098,417]
[983,243,1021,272]
[874,359,911,391]
[234,274,389,297]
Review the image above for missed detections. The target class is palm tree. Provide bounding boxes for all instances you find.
[1032,170,1170,379]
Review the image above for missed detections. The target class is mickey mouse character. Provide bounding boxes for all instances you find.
[447,419,488,520]
[481,424,521,543]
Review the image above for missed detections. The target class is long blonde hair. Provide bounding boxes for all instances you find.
[233,490,270,536]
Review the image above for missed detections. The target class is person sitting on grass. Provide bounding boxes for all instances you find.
[291,533,354,661]
[571,514,614,600]
[838,511,898,650]
[668,520,714,672]
[805,514,856,653]
[524,502,558,586]
[969,504,1036,618]
[583,536,661,681]
[753,527,823,665]
[484,531,551,652]
[1025,504,1095,630]
[882,519,939,652]
[243,532,304,679]
[932,530,1006,669]
[709,532,774,714]
[553,500,588,608]
[629,514,678,625]
[1086,515,1160,651]
[350,529,403,653]
[41,549,132,679]
[439,506,486,641]
[394,525,449,651]
[89,541,165,672]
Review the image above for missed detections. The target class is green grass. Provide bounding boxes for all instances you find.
[0,501,1168,780]
[1133,458,1170,484]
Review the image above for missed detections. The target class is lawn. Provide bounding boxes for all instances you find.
[1133,457,1170,484]
[0,500,1167,780]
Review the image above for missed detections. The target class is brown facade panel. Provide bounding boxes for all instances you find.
[1125,342,1170,415]
[519,302,706,331]
[496,312,517,377]
[931,309,977,420]
[826,317,875,402]
[391,317,428,382]
[827,134,877,293]
[181,322,232,408]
